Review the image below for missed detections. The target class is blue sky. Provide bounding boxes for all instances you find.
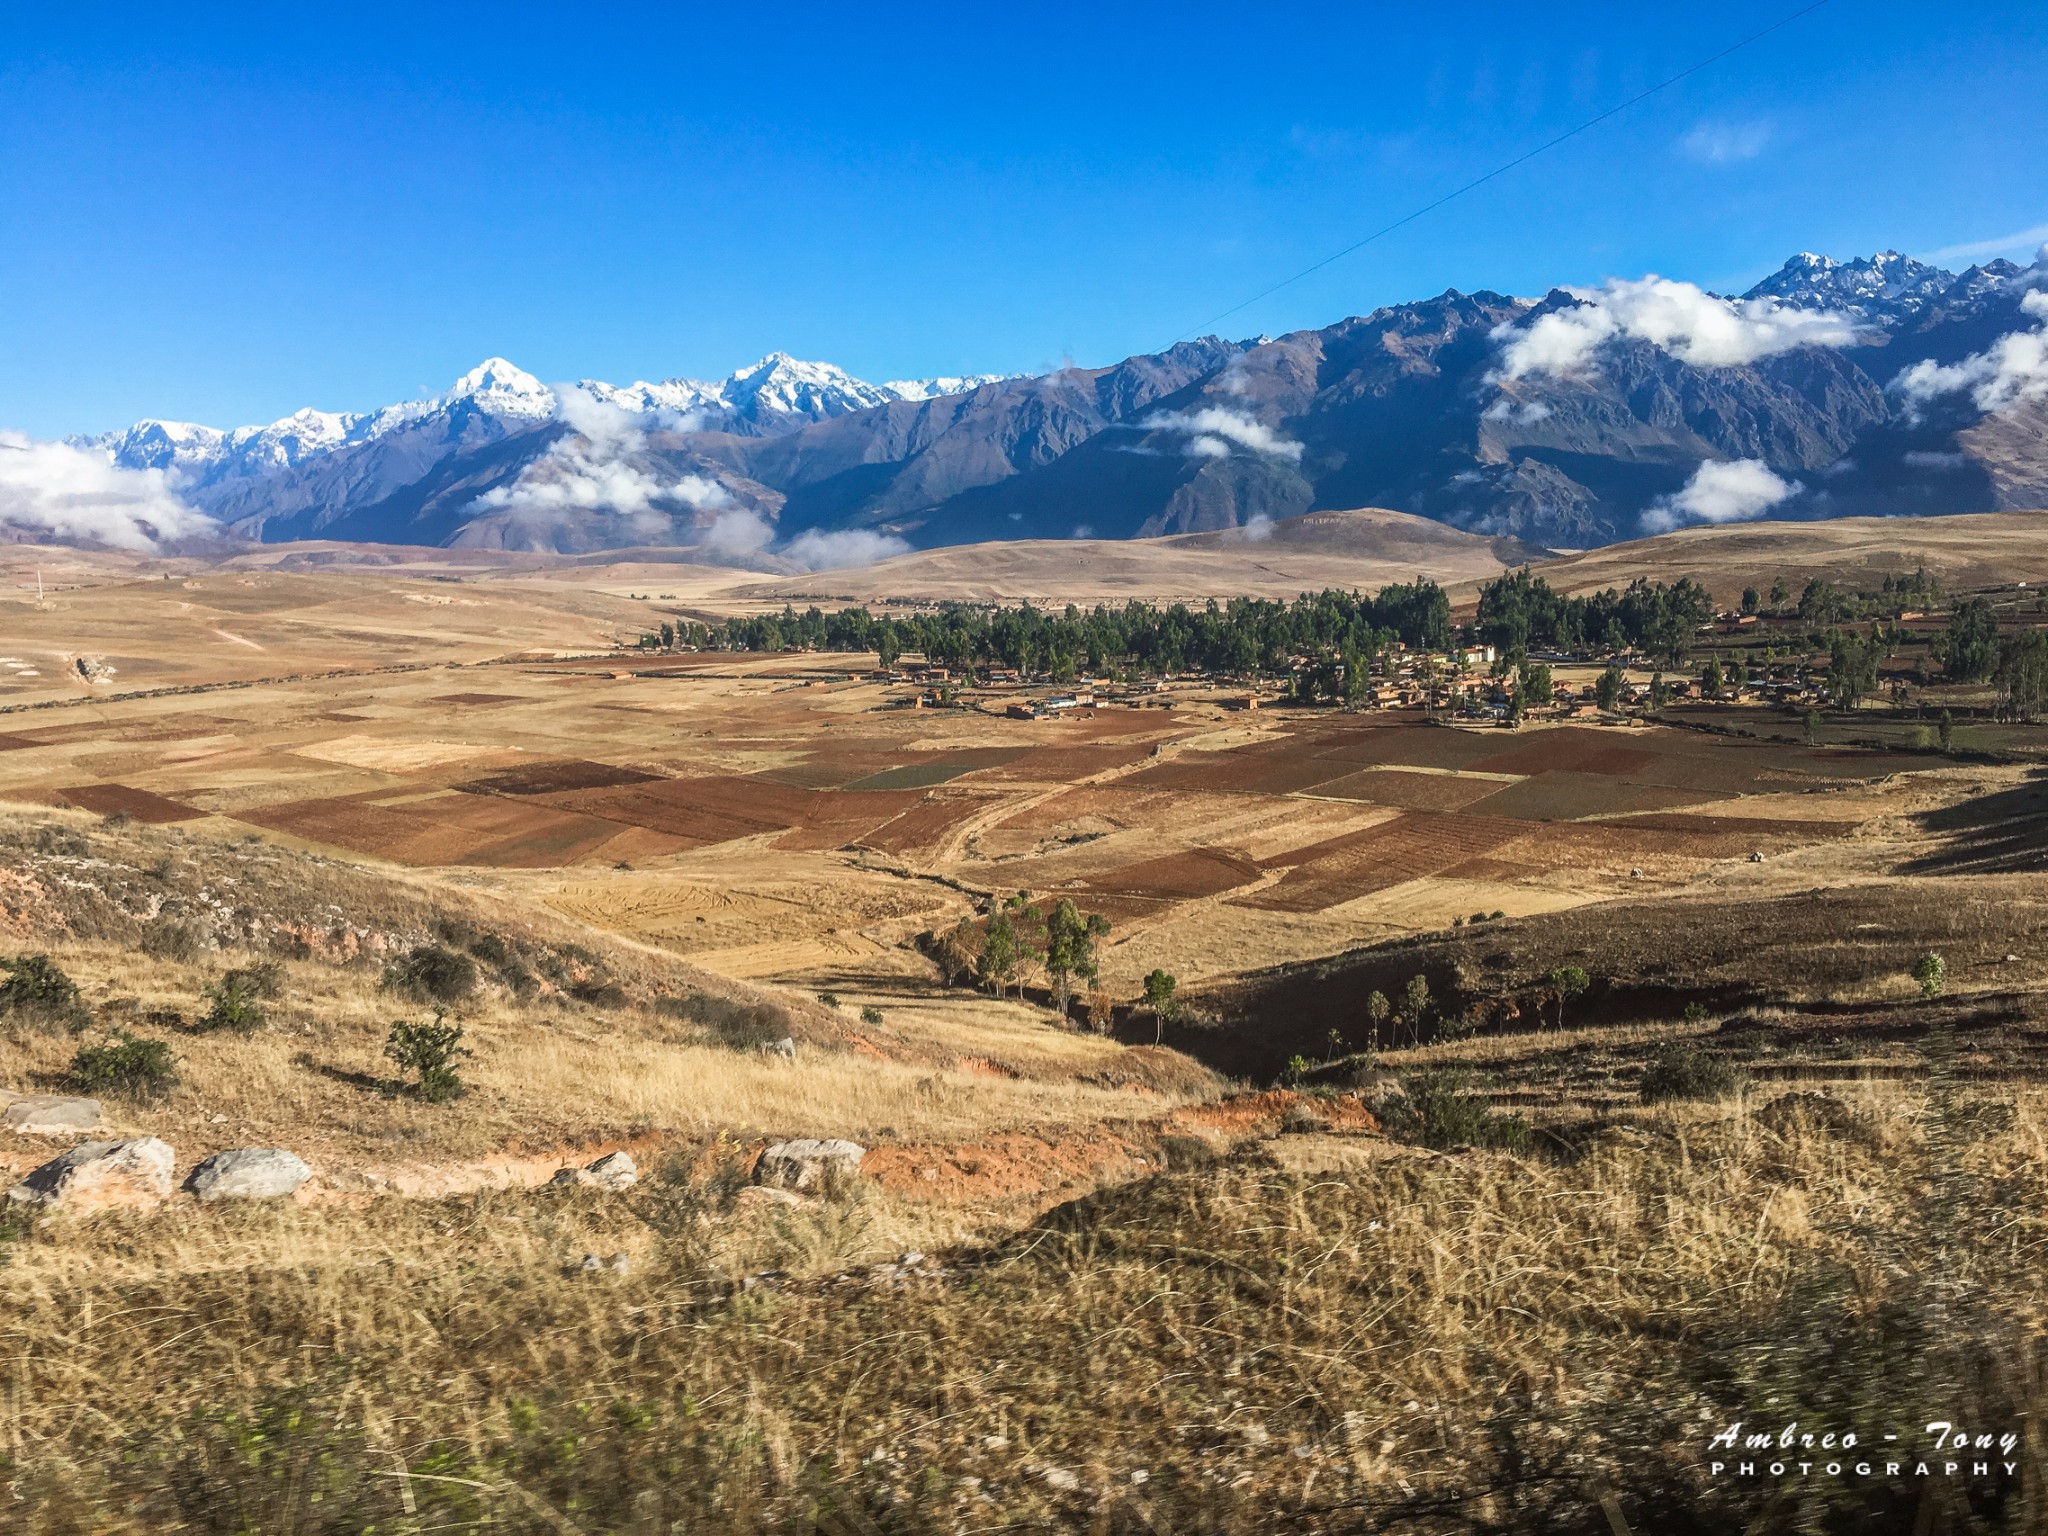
[4,1,2046,438]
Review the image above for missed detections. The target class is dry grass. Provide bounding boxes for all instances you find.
[6,1070,2045,1532]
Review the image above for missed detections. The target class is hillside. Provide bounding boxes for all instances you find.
[1526,507,2048,602]
[728,506,1551,605]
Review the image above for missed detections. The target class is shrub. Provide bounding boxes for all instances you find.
[859,1004,884,1026]
[193,963,281,1034]
[72,1030,178,1101]
[0,953,88,1031]
[567,976,629,1008]
[658,990,791,1050]
[1639,1043,1746,1104]
[1911,952,1947,999]
[141,919,207,963]
[385,1011,470,1102]
[817,991,840,1009]
[382,944,477,1005]
[1386,1069,1528,1151]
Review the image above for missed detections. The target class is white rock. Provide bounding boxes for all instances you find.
[549,1150,639,1192]
[184,1148,312,1202]
[2,1092,103,1135]
[754,1137,864,1190]
[8,1137,175,1212]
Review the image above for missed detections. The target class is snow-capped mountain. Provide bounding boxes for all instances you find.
[579,352,1014,433]
[46,245,2048,559]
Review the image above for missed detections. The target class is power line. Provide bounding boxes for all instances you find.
[1169,0,1835,346]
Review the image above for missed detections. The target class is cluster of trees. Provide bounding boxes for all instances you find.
[934,894,1118,1026]
[1474,570,1714,662]
[706,584,1454,680]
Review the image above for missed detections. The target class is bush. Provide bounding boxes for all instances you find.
[658,990,791,1050]
[382,945,478,1005]
[1385,1069,1528,1151]
[567,976,629,1008]
[193,969,271,1034]
[1639,1043,1746,1104]
[0,953,88,1031]
[817,991,840,1009]
[385,1011,470,1102]
[1911,952,1947,999]
[859,1004,884,1026]
[72,1030,178,1101]
[141,919,207,963]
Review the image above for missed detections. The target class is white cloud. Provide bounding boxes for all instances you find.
[471,387,734,531]
[1641,459,1801,533]
[1893,291,2048,416]
[702,509,776,555]
[1494,276,1864,379]
[0,430,220,551]
[1481,397,1553,424]
[1242,512,1275,542]
[780,528,911,570]
[1903,450,1968,470]
[1923,224,2048,264]
[1143,406,1303,462]
[1678,119,1771,164]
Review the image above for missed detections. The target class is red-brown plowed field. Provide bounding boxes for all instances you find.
[460,759,665,796]
[1084,846,1264,902]
[1307,768,1510,812]
[54,783,206,823]
[235,791,631,867]
[859,795,993,856]
[1238,812,1529,912]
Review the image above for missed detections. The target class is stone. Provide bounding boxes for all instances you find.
[753,1137,864,1191]
[759,1036,798,1059]
[8,1137,175,1212]
[184,1148,312,1202]
[550,1150,639,1191]
[2,1093,103,1135]
[734,1184,806,1210]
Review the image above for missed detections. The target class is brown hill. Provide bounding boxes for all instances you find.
[1525,509,2048,603]
[728,507,1550,606]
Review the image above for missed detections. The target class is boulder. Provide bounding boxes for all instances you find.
[549,1150,639,1192]
[2,1093,103,1135]
[754,1137,864,1191]
[7,1137,175,1212]
[184,1148,313,1202]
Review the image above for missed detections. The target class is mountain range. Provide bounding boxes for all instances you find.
[70,248,2048,562]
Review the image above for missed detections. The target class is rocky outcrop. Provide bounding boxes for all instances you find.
[2,1092,103,1135]
[550,1150,639,1192]
[754,1138,864,1191]
[7,1137,175,1212]
[184,1148,313,1202]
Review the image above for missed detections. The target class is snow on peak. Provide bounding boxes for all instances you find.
[1744,250,1956,319]
[440,357,556,418]
[881,373,1012,401]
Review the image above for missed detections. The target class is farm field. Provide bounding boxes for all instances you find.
[0,561,1979,1004]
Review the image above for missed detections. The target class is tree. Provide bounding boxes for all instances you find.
[1911,953,1946,1000]
[875,627,903,670]
[1548,965,1590,1030]
[1996,630,2048,721]
[1142,968,1179,1045]
[1769,576,1790,612]
[1805,710,1823,746]
[1400,974,1432,1046]
[976,912,1020,996]
[385,1011,470,1102]
[1936,598,1998,682]
[1826,633,1879,709]
[1365,989,1391,1048]
[1701,655,1724,699]
[1741,586,1762,617]
[1938,709,1954,752]
[1595,663,1623,712]
[1516,659,1552,717]
[1042,899,1111,1018]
